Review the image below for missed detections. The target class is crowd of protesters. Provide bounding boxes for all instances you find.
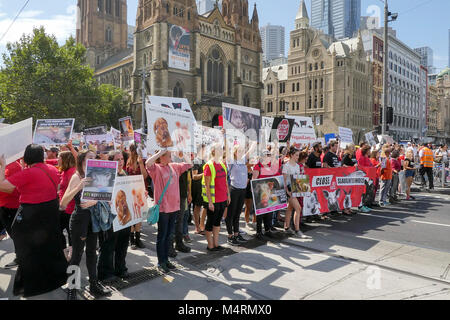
[0,131,449,299]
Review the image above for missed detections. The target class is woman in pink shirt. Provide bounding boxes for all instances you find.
[57,151,76,249]
[145,150,192,273]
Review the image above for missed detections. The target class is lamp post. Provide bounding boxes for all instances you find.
[382,0,398,136]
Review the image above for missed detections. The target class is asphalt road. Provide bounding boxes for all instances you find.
[302,192,450,253]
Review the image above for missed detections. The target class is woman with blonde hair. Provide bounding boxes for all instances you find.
[403,149,416,200]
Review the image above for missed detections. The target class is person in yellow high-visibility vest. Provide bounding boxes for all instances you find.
[419,142,434,190]
[202,144,230,252]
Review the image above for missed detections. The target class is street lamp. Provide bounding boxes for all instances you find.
[382,0,398,136]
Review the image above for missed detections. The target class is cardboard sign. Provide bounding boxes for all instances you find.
[270,117,295,143]
[112,175,149,232]
[365,131,379,146]
[325,133,336,144]
[33,119,74,145]
[110,127,122,147]
[82,160,118,201]
[251,175,288,216]
[0,118,33,164]
[338,127,353,149]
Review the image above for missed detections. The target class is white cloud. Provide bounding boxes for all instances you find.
[18,10,44,18]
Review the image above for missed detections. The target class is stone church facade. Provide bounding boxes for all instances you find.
[76,0,263,126]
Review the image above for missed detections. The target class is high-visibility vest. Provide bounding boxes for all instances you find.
[201,161,227,203]
[420,148,434,168]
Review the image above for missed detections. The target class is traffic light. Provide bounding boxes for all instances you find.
[386,107,394,124]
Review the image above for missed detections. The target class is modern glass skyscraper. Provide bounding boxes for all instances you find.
[260,24,285,62]
[310,0,361,39]
[414,47,434,73]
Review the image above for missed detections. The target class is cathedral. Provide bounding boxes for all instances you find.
[76,0,263,126]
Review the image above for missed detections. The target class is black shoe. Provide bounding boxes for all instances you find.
[215,245,226,251]
[227,236,241,246]
[134,232,146,249]
[264,231,275,239]
[116,271,130,279]
[89,281,111,297]
[168,243,177,257]
[129,232,135,248]
[175,242,191,253]
[255,232,265,241]
[236,234,248,242]
[207,246,215,252]
[158,263,170,273]
[67,288,78,300]
[3,258,18,269]
[166,261,177,270]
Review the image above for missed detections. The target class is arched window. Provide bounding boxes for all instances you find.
[173,82,183,98]
[105,26,112,42]
[98,0,103,12]
[321,61,324,69]
[106,0,112,14]
[206,48,225,94]
[115,0,120,16]
[243,94,250,107]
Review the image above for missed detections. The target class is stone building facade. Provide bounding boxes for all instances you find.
[262,0,372,140]
[76,0,263,126]
[429,68,450,144]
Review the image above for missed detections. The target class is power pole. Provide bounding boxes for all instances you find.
[382,0,389,136]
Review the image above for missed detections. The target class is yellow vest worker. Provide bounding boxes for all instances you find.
[201,161,227,203]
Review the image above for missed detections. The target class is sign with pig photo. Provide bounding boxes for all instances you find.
[302,167,368,216]
[111,175,149,232]
[250,175,288,216]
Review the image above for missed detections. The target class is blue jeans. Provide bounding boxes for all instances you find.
[183,207,190,236]
[156,211,177,265]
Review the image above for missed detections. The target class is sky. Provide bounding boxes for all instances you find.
[0,0,449,72]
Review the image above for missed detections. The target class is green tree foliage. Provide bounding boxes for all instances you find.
[0,27,130,131]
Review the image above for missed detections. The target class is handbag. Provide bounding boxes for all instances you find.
[147,167,172,225]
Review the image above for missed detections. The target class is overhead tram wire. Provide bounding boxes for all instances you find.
[0,0,31,44]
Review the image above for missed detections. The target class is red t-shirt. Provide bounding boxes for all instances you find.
[253,159,283,178]
[355,148,362,162]
[358,155,373,168]
[204,162,228,203]
[59,167,76,214]
[8,163,59,204]
[45,158,59,167]
[0,161,22,209]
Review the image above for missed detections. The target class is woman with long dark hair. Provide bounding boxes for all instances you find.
[0,145,68,297]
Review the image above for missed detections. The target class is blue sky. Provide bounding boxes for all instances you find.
[0,0,449,71]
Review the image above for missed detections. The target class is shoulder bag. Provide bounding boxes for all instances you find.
[146,166,172,225]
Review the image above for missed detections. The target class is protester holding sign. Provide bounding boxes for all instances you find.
[0,145,68,298]
[61,150,110,300]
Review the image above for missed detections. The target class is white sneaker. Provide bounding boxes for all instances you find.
[294,230,311,239]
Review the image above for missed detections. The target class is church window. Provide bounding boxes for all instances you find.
[115,0,120,17]
[296,82,299,91]
[188,10,191,20]
[105,26,112,42]
[173,82,183,98]
[243,94,250,107]
[309,64,312,71]
[308,96,312,109]
[321,61,324,69]
[320,95,324,108]
[106,0,112,14]
[292,83,295,92]
[227,64,232,95]
[98,0,103,12]
[206,48,225,94]
[166,3,170,14]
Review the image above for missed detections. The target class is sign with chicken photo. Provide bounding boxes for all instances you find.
[290,174,311,197]
[111,175,149,232]
[146,102,195,153]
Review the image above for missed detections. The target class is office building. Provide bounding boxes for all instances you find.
[260,24,285,62]
[197,0,222,15]
[310,0,361,40]
[414,46,434,74]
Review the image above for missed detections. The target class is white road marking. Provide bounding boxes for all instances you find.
[358,213,450,228]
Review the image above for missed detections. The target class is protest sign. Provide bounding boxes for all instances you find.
[286,116,317,148]
[82,160,118,201]
[290,174,311,197]
[119,116,134,142]
[324,133,336,144]
[33,119,74,145]
[146,96,196,122]
[0,118,32,164]
[146,103,195,153]
[84,134,115,154]
[261,116,274,143]
[338,127,353,148]
[302,167,368,216]
[134,131,149,158]
[83,125,107,135]
[71,132,83,147]
[222,103,261,141]
[365,131,379,146]
[251,175,288,216]
[194,125,223,147]
[270,117,295,143]
[110,127,122,146]
[112,175,149,232]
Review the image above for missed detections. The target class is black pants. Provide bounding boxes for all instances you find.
[256,213,273,234]
[0,207,17,238]
[226,187,246,235]
[98,226,130,280]
[205,201,227,232]
[69,210,98,282]
[420,166,434,189]
[172,198,187,244]
[59,211,72,249]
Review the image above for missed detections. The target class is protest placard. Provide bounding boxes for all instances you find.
[146,103,195,153]
[83,125,107,135]
[290,174,311,197]
[0,118,33,164]
[338,127,353,148]
[84,134,115,154]
[82,160,118,201]
[222,103,261,141]
[134,131,149,158]
[286,115,317,148]
[146,96,196,122]
[110,127,122,147]
[324,133,336,144]
[270,117,295,144]
[251,175,288,216]
[71,132,83,147]
[119,116,134,142]
[112,175,149,232]
[365,131,379,146]
[33,119,74,145]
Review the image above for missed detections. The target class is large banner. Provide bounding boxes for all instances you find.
[82,160,118,201]
[0,118,33,164]
[33,119,74,145]
[286,116,317,148]
[168,24,191,71]
[251,175,288,216]
[84,134,115,154]
[302,167,369,216]
[146,103,195,152]
[112,175,149,232]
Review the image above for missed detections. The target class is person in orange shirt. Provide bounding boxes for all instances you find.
[379,145,393,206]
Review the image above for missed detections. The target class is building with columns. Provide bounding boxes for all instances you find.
[76,0,263,126]
[428,68,450,144]
[263,0,372,140]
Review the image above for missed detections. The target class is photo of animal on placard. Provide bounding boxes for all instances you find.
[131,188,146,220]
[153,117,174,148]
[291,174,311,197]
[323,189,341,212]
[115,190,132,226]
[303,190,321,216]
[251,177,285,211]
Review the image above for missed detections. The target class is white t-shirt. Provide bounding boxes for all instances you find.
[282,162,300,186]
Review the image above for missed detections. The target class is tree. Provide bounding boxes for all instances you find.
[0,27,129,131]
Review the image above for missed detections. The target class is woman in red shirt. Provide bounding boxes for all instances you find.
[58,151,76,249]
[125,143,148,249]
[0,144,68,297]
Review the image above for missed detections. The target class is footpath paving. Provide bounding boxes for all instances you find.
[1,209,449,300]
